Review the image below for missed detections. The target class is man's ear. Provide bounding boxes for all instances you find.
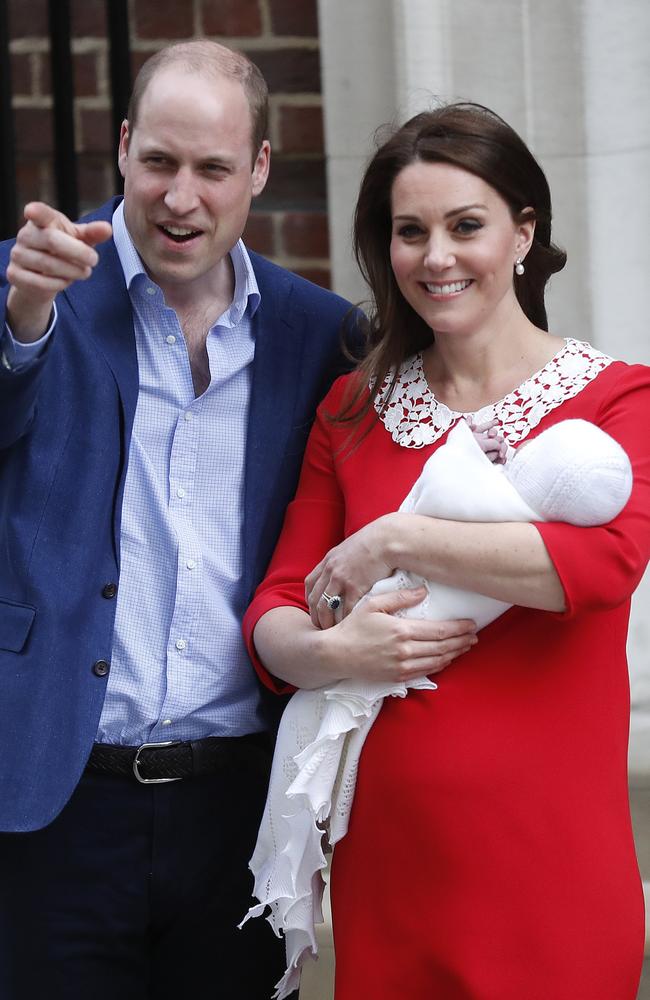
[251,140,271,198]
[118,120,130,180]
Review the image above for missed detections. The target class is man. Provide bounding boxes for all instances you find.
[0,40,356,999]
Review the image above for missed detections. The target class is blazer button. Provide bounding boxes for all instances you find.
[102,583,118,599]
[93,660,110,677]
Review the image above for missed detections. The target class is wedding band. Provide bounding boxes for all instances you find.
[321,591,342,612]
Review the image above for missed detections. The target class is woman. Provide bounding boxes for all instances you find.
[243,103,650,999]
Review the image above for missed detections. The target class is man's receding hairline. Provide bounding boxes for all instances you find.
[131,60,249,128]
[126,41,269,158]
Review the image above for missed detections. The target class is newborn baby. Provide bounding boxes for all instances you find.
[244,418,633,999]
[370,417,633,629]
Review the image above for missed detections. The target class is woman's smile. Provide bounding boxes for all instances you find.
[420,278,474,298]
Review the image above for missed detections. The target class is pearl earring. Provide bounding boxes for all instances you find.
[515,257,525,276]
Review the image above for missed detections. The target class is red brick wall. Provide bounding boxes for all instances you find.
[8,0,330,287]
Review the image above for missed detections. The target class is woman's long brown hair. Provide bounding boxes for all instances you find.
[336,102,566,431]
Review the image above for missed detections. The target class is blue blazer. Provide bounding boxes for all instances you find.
[0,198,358,832]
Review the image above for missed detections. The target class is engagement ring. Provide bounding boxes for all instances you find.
[321,591,342,612]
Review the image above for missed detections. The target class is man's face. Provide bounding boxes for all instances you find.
[118,66,270,299]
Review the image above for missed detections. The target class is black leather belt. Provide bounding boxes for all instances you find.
[86,733,271,784]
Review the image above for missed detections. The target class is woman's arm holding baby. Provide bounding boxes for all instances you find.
[305,515,565,628]
[305,418,563,629]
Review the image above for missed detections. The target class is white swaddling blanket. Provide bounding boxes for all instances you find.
[242,418,632,998]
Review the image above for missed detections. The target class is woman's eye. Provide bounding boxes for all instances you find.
[455,219,482,235]
[396,224,423,239]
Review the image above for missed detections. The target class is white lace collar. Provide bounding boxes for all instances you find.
[374,338,615,449]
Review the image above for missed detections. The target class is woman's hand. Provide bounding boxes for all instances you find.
[253,588,478,690]
[324,586,478,684]
[305,514,397,628]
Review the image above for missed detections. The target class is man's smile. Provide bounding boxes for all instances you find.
[158,223,203,243]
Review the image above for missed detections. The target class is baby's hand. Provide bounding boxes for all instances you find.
[468,417,508,464]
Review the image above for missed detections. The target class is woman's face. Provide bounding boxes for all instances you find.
[389,160,534,338]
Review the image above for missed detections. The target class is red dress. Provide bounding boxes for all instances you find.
[244,342,650,999]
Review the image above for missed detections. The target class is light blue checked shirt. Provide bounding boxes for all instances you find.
[96,202,266,743]
[2,202,267,743]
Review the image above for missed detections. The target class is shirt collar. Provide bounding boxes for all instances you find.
[111,200,261,321]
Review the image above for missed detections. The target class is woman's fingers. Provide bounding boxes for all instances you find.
[326,588,478,683]
[314,585,345,630]
[305,518,395,627]
[361,584,428,616]
[391,630,478,666]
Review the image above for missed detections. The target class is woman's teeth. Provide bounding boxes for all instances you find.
[425,279,472,295]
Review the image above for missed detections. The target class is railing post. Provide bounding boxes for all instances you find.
[0,0,17,240]
[107,0,131,193]
[48,0,78,220]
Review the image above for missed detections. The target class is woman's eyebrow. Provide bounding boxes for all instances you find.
[443,203,488,219]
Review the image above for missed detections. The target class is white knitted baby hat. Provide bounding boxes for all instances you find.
[505,419,633,526]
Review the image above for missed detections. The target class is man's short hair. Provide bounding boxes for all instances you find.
[127,40,269,160]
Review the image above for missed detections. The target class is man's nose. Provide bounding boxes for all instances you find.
[163,170,200,215]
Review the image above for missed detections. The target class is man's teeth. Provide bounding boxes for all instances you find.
[163,226,198,237]
[425,279,471,294]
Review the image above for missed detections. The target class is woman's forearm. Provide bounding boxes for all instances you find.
[384,514,566,612]
[305,513,566,626]
[253,607,343,689]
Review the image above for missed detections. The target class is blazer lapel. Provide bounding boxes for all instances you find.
[65,240,138,410]
[62,235,139,561]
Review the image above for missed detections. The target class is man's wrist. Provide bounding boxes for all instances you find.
[7,287,56,344]
[2,303,57,371]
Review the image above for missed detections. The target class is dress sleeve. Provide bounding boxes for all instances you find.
[243,379,348,691]
[535,363,650,617]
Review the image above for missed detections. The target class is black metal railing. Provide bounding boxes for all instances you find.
[0,0,17,239]
[49,0,78,221]
[0,0,131,240]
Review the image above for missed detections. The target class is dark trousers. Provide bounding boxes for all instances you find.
[0,741,290,999]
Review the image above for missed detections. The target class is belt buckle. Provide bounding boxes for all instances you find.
[132,740,183,784]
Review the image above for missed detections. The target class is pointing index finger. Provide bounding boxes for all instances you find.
[23,201,76,234]
[23,202,113,249]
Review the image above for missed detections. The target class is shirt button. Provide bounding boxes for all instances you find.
[93,659,110,677]
[186,559,196,570]
[146,286,156,296]
[175,639,186,651]
[166,334,176,345]
[184,411,193,421]
[176,487,186,498]
[161,719,172,727]
[101,582,117,599]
